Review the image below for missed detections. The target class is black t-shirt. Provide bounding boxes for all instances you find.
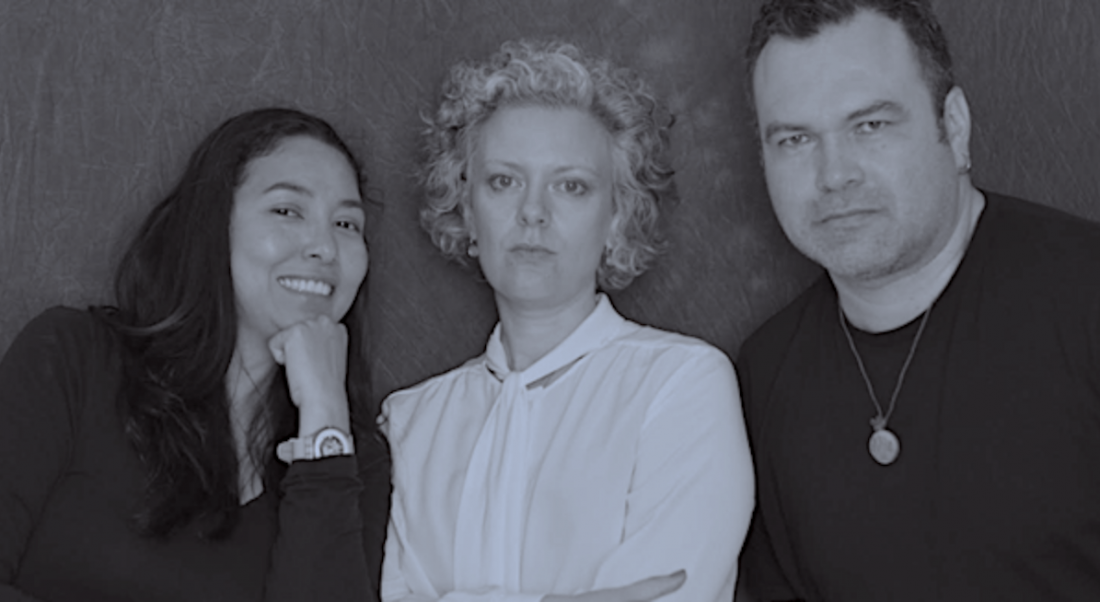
[738,193,1100,601]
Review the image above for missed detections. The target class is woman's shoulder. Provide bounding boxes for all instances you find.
[605,323,742,427]
[380,355,489,428]
[1,306,122,420]
[3,306,124,393]
[8,306,115,357]
[596,322,739,398]
[615,320,733,367]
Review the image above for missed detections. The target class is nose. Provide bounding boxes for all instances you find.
[517,185,550,227]
[303,222,337,263]
[815,135,863,192]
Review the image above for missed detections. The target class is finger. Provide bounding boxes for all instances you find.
[266,328,294,365]
[302,313,335,329]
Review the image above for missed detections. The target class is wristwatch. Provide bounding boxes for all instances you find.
[276,426,355,463]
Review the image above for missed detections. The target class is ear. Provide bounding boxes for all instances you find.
[461,197,478,242]
[942,86,972,173]
[604,200,622,254]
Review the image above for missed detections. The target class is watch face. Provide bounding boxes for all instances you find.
[319,435,345,457]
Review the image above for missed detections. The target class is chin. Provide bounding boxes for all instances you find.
[496,284,566,306]
[830,253,910,283]
[811,242,894,282]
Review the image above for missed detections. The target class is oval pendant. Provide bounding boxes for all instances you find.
[869,428,900,465]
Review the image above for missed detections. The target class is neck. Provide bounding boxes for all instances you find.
[227,332,277,411]
[495,290,599,372]
[835,185,985,332]
[226,337,276,504]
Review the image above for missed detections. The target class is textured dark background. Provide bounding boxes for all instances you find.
[2,1,1098,408]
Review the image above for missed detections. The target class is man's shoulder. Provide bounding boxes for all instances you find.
[985,192,1100,253]
[739,274,830,367]
[973,192,1100,303]
[734,276,831,436]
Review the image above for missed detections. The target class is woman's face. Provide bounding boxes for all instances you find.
[229,135,368,347]
[466,105,615,311]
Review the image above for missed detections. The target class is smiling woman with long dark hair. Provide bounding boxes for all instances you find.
[0,108,388,602]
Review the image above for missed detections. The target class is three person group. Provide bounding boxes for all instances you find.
[2,1,1099,601]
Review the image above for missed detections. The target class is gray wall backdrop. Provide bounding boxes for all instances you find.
[1,1,1098,409]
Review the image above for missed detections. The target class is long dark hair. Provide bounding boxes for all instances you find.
[94,107,373,540]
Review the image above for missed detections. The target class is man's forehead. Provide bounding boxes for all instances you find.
[759,11,915,74]
[753,11,927,118]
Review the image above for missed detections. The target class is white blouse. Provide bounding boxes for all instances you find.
[380,295,754,601]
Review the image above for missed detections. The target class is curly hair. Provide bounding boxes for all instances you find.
[420,39,676,291]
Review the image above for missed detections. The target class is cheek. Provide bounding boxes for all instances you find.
[764,151,798,191]
[229,227,298,299]
[229,254,272,315]
[594,206,615,252]
[569,204,615,265]
[764,162,809,226]
[344,239,370,283]
[234,220,293,261]
[230,225,268,283]
[471,209,511,253]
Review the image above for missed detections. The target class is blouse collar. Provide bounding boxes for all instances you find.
[483,293,630,387]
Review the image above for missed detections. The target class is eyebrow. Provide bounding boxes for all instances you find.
[263,182,364,209]
[264,182,309,195]
[847,100,907,122]
[763,100,908,141]
[484,159,600,177]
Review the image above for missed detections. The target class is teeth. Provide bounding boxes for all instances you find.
[278,277,333,296]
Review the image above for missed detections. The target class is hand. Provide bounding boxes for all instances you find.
[267,315,351,436]
[543,571,686,602]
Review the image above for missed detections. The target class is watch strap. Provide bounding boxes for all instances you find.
[276,426,354,463]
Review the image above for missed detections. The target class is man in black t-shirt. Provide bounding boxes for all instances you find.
[737,1,1100,600]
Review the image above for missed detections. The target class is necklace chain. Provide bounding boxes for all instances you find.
[838,302,932,430]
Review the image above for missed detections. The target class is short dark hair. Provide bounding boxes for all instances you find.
[745,0,955,119]
[99,107,373,539]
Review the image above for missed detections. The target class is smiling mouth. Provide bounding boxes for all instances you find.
[277,277,333,297]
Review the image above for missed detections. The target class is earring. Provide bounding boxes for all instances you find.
[960,157,972,175]
[467,239,479,258]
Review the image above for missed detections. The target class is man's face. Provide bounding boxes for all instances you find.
[753,10,968,285]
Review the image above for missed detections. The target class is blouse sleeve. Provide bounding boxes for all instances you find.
[585,347,755,601]
[380,441,542,602]
[0,309,87,602]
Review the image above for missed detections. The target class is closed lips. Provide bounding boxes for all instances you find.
[511,244,553,254]
[277,277,333,296]
[819,208,876,224]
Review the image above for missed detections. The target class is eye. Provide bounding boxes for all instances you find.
[335,218,362,233]
[777,133,811,149]
[487,174,515,192]
[272,207,301,218]
[856,120,888,135]
[559,179,589,196]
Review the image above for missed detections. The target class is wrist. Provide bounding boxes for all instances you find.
[276,426,355,463]
[297,397,350,437]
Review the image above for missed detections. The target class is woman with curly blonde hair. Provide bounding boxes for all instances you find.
[381,40,754,602]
